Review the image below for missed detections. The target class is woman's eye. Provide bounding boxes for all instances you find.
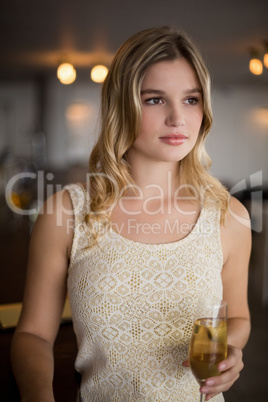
[185,97,199,105]
[145,97,164,105]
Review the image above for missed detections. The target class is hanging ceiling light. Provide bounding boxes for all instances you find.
[57,62,76,84]
[264,53,268,69]
[249,58,263,75]
[263,41,268,69]
[249,50,263,75]
[90,65,108,83]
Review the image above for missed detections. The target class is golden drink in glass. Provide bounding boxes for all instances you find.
[189,300,228,401]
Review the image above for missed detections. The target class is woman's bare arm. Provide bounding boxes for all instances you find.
[221,196,251,348]
[11,190,74,402]
[200,196,251,399]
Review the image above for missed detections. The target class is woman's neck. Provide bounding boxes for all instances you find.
[127,160,181,199]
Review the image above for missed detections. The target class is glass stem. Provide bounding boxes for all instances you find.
[200,393,206,402]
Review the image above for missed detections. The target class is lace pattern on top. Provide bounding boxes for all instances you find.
[65,183,224,402]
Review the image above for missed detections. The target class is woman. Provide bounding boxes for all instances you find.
[11,26,251,401]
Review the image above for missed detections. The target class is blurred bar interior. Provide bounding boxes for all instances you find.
[0,1,268,401]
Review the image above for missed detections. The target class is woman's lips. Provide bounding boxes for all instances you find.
[159,134,187,145]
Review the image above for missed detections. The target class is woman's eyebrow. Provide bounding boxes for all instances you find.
[140,89,165,95]
[183,88,202,95]
[141,88,202,95]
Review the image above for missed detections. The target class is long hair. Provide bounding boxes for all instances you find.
[86,26,229,244]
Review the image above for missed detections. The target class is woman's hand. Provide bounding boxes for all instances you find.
[183,345,244,401]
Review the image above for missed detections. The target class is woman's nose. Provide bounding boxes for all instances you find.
[165,105,185,127]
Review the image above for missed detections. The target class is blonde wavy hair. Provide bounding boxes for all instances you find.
[86,26,229,243]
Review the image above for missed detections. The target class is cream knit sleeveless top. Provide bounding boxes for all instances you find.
[65,183,224,402]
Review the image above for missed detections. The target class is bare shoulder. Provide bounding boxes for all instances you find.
[40,187,73,215]
[227,196,251,225]
[33,188,74,258]
[221,196,252,263]
[223,196,251,234]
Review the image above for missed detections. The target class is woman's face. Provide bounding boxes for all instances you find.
[128,58,203,165]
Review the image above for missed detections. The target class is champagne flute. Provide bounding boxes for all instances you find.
[189,299,228,401]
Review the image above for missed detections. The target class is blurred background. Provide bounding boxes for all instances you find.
[0,1,268,401]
